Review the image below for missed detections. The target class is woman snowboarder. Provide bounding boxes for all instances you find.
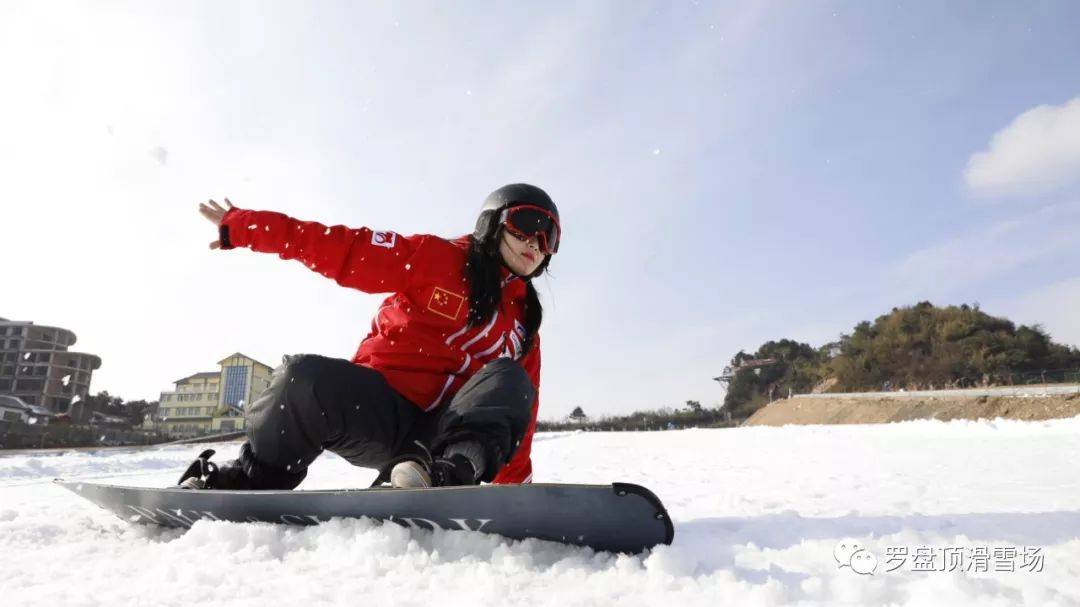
[178,184,559,490]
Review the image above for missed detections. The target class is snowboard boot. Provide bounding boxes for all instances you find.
[176,448,255,490]
[373,441,484,488]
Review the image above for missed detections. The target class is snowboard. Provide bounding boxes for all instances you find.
[55,479,674,554]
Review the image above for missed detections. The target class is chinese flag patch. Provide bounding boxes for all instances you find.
[427,287,466,321]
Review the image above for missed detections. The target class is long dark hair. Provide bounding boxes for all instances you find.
[465,227,547,356]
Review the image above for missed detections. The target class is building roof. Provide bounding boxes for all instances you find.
[169,353,274,387]
[0,395,29,410]
[216,352,273,370]
[53,351,103,368]
[173,371,221,384]
[0,395,53,416]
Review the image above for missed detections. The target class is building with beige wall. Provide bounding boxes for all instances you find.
[155,352,274,438]
[0,317,101,417]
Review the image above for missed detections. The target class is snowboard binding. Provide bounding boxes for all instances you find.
[371,441,477,489]
[175,443,304,491]
[177,448,220,490]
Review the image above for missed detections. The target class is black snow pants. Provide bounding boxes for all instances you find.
[232,354,535,489]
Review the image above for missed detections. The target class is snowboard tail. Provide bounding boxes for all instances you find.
[56,479,673,554]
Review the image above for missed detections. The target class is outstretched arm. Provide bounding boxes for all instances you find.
[200,198,424,294]
[492,335,540,484]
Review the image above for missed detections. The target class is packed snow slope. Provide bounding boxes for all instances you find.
[2,419,1080,607]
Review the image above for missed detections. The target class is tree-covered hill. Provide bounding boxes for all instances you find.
[721,302,1080,419]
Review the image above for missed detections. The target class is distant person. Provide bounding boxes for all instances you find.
[177,184,560,490]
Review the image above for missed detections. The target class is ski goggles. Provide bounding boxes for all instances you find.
[500,204,561,254]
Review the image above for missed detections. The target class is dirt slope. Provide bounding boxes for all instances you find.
[743,393,1080,426]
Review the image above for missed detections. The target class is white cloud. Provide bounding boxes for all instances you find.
[996,277,1080,349]
[2,2,771,412]
[890,202,1080,297]
[964,95,1080,197]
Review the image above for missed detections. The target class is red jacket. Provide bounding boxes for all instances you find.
[219,207,539,484]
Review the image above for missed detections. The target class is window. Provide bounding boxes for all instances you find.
[15,379,43,391]
[223,366,247,407]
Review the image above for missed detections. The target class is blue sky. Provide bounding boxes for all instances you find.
[2,2,1079,418]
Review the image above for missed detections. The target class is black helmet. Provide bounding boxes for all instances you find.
[473,183,560,253]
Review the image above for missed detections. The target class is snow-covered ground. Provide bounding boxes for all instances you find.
[2,419,1080,606]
